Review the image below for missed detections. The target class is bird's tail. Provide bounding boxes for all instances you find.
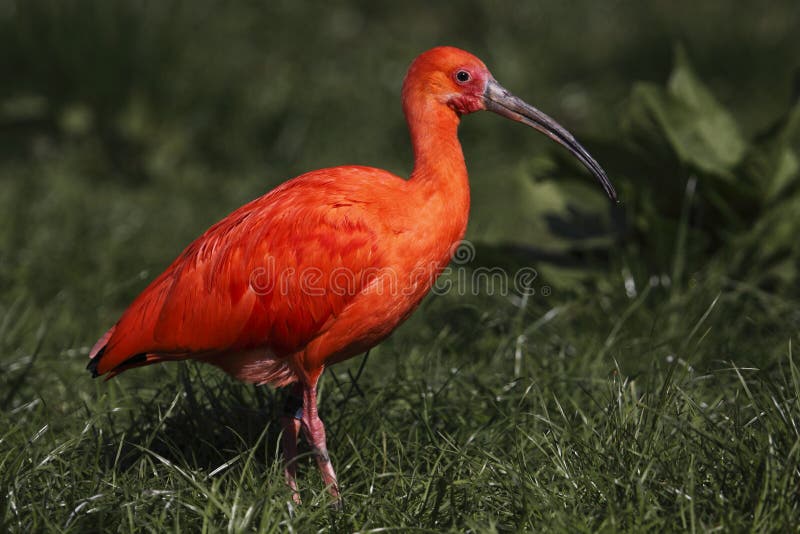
[87,325,183,379]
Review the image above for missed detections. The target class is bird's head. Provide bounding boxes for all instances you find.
[403,46,617,201]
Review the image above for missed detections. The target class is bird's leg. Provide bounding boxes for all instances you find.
[300,383,341,505]
[279,383,303,504]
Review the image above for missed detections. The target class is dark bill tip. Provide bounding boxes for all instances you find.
[483,78,617,202]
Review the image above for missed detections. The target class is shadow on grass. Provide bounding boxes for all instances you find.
[100,364,286,475]
[97,359,373,479]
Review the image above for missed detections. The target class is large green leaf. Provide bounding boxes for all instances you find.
[625,46,746,178]
[739,100,800,203]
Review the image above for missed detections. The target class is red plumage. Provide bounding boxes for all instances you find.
[88,46,615,504]
[90,166,453,386]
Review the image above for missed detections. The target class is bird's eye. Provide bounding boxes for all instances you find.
[455,70,471,83]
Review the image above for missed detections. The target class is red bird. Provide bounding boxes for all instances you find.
[88,46,616,504]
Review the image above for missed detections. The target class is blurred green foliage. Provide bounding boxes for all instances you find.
[1,0,798,303]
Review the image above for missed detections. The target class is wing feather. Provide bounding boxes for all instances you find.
[91,167,401,376]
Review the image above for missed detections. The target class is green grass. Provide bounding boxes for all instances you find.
[2,1,800,532]
[2,254,799,531]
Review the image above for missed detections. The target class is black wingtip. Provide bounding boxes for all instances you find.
[118,353,148,370]
[86,347,104,378]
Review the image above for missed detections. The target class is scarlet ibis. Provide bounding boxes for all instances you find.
[88,46,616,504]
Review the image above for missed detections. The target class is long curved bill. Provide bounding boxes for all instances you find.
[483,78,617,201]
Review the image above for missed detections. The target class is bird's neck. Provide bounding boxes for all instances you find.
[406,100,471,243]
[407,101,466,184]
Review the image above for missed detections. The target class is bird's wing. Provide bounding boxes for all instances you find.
[91,167,402,376]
